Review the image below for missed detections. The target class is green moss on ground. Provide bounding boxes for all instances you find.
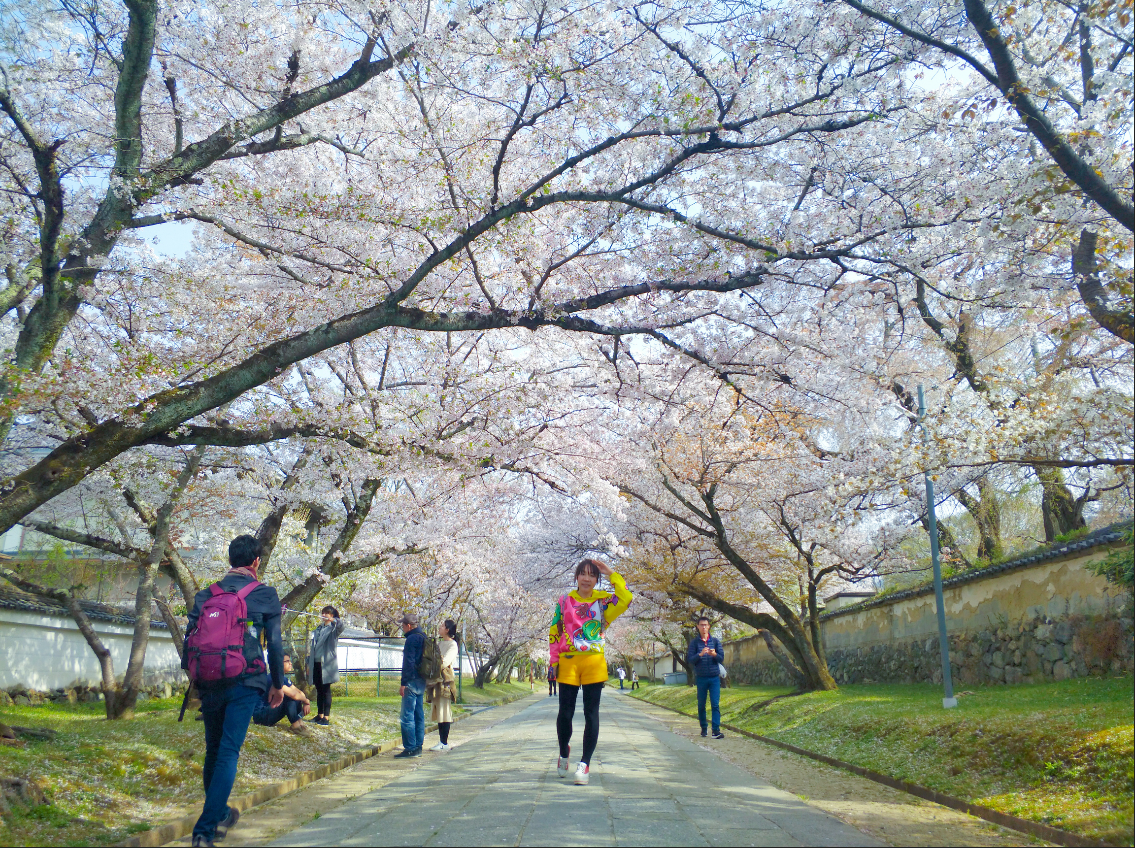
[630,676,1134,845]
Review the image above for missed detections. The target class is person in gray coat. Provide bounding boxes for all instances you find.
[306,606,345,726]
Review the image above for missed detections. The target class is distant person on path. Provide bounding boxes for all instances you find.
[396,612,427,757]
[547,664,557,697]
[549,557,633,785]
[184,535,284,847]
[687,616,725,740]
[252,653,313,737]
[427,619,460,752]
[306,605,345,726]
[616,666,626,689]
[630,670,639,691]
[528,665,536,692]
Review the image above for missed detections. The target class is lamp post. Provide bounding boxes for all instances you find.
[918,384,958,709]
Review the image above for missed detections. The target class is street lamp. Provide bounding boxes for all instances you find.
[918,384,958,709]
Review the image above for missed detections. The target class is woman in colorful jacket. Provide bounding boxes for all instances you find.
[549,557,632,785]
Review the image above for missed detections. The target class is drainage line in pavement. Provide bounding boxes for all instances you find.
[641,699,1115,848]
[116,691,534,848]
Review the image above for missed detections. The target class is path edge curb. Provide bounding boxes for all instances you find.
[632,694,1116,848]
[117,690,533,848]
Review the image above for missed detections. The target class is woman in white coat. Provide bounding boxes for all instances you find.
[427,619,460,751]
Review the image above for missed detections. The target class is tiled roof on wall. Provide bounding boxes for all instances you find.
[821,522,1130,621]
[0,586,170,629]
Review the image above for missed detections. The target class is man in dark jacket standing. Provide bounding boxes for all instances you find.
[687,616,725,740]
[184,535,284,847]
[395,612,427,757]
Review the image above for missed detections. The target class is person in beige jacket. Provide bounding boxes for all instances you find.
[426,619,460,751]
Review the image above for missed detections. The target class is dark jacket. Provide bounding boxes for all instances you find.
[401,626,426,686]
[687,635,724,678]
[184,571,285,692]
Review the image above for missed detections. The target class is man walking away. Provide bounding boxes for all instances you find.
[548,664,557,697]
[617,666,626,689]
[395,612,427,758]
[687,617,725,740]
[185,535,284,847]
[251,653,312,737]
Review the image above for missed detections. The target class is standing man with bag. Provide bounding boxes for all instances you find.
[395,612,428,758]
[687,616,726,740]
[183,535,284,847]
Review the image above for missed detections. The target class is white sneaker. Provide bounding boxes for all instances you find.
[557,746,570,777]
[573,762,590,785]
[428,743,449,752]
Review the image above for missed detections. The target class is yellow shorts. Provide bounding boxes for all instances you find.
[556,652,608,687]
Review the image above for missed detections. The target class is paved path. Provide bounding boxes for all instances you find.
[263,691,883,847]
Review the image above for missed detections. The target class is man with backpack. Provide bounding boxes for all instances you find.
[183,535,284,847]
[395,612,429,758]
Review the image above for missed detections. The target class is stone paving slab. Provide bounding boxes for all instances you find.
[261,691,884,848]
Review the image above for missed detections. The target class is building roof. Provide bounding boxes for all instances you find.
[0,586,170,629]
[823,590,877,602]
[820,522,1130,621]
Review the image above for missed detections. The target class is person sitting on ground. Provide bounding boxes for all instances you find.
[549,557,633,786]
[687,616,726,740]
[427,619,460,752]
[395,612,427,758]
[252,653,312,737]
[306,605,345,726]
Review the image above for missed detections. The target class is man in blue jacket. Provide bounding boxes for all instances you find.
[687,616,726,739]
[396,612,426,757]
[184,535,284,847]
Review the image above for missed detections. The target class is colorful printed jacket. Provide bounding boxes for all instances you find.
[549,572,633,665]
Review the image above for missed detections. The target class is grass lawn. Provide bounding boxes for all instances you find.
[630,676,1134,845]
[0,680,532,847]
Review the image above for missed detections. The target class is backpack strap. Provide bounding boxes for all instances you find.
[234,580,261,600]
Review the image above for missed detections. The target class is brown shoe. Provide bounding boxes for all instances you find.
[289,722,314,738]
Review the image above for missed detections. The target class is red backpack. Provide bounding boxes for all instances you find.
[185,581,264,687]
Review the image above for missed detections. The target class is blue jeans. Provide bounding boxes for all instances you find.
[696,675,721,734]
[400,680,425,751]
[252,695,303,727]
[195,684,261,840]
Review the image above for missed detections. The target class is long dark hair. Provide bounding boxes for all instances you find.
[444,619,459,643]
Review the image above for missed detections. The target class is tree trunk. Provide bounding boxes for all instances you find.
[954,480,1003,561]
[758,629,807,689]
[113,447,203,719]
[1033,465,1088,541]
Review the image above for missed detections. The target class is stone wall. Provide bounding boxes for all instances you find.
[723,530,1133,687]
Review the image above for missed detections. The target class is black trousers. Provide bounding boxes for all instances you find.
[548,679,557,696]
[438,721,451,744]
[313,662,333,716]
[557,681,603,764]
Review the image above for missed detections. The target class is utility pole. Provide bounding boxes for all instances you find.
[918,385,958,709]
[457,620,465,704]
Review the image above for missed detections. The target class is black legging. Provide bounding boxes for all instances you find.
[557,681,603,765]
[438,721,451,745]
[313,662,333,716]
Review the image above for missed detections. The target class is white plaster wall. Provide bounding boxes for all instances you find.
[0,608,182,690]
